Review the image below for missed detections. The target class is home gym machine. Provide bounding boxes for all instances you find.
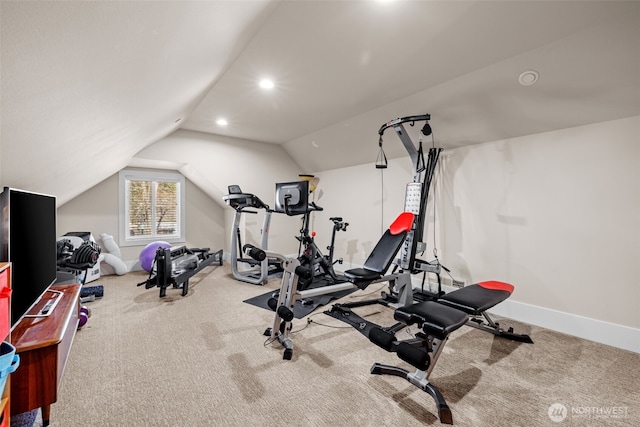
[275,180,348,290]
[223,185,282,285]
[248,207,528,423]
[377,114,444,300]
[245,211,416,361]
[328,114,532,342]
[137,246,223,297]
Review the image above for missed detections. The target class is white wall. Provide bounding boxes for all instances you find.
[307,157,414,267]
[57,129,309,270]
[133,129,305,257]
[57,172,225,267]
[314,116,639,350]
[437,116,639,329]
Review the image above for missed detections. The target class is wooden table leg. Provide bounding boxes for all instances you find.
[42,404,51,426]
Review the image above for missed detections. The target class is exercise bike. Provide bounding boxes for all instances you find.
[295,210,349,289]
[273,179,348,289]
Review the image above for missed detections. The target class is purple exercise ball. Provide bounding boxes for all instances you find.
[139,241,171,272]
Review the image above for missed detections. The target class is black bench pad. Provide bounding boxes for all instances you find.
[438,281,514,315]
[343,268,380,289]
[395,301,468,340]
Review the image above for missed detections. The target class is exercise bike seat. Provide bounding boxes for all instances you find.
[343,212,414,289]
[437,281,514,315]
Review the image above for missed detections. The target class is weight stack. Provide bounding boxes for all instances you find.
[80,284,104,299]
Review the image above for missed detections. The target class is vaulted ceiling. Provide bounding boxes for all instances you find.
[1,1,638,206]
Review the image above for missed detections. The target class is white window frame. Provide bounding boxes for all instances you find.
[119,169,186,247]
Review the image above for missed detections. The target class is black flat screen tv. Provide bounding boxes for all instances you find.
[0,187,58,327]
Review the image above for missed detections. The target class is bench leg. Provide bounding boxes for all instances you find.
[370,363,453,424]
[466,312,534,343]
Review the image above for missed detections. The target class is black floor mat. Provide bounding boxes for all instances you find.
[243,277,357,319]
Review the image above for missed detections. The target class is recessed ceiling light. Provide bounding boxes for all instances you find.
[518,70,539,86]
[216,118,228,126]
[259,78,274,90]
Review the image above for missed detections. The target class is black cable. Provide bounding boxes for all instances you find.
[263,336,278,347]
[380,165,385,235]
[303,313,354,330]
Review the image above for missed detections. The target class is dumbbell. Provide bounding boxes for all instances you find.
[78,305,92,328]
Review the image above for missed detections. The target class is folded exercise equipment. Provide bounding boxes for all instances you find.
[137,246,223,297]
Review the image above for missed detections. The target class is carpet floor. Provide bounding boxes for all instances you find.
[34,264,640,426]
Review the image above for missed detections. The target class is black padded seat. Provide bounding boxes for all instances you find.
[344,268,382,284]
[394,301,468,340]
[438,281,514,315]
[343,212,414,289]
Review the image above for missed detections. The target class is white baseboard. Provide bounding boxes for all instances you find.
[487,298,640,354]
[348,265,640,354]
[405,276,640,354]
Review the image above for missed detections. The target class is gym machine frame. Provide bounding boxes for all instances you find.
[373,115,532,342]
[223,185,279,285]
[243,242,412,361]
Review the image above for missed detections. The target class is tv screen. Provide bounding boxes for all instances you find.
[0,187,58,327]
[274,181,309,216]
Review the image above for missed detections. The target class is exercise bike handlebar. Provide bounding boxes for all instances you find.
[330,217,348,232]
[308,201,323,212]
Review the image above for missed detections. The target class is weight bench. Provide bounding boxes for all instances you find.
[338,283,527,424]
[367,301,468,424]
[324,213,532,424]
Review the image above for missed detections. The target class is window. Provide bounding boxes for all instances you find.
[119,170,185,246]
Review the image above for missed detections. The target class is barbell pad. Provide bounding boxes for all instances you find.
[397,342,430,371]
[267,297,278,312]
[277,306,294,322]
[243,244,266,261]
[295,266,312,279]
[368,327,396,352]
